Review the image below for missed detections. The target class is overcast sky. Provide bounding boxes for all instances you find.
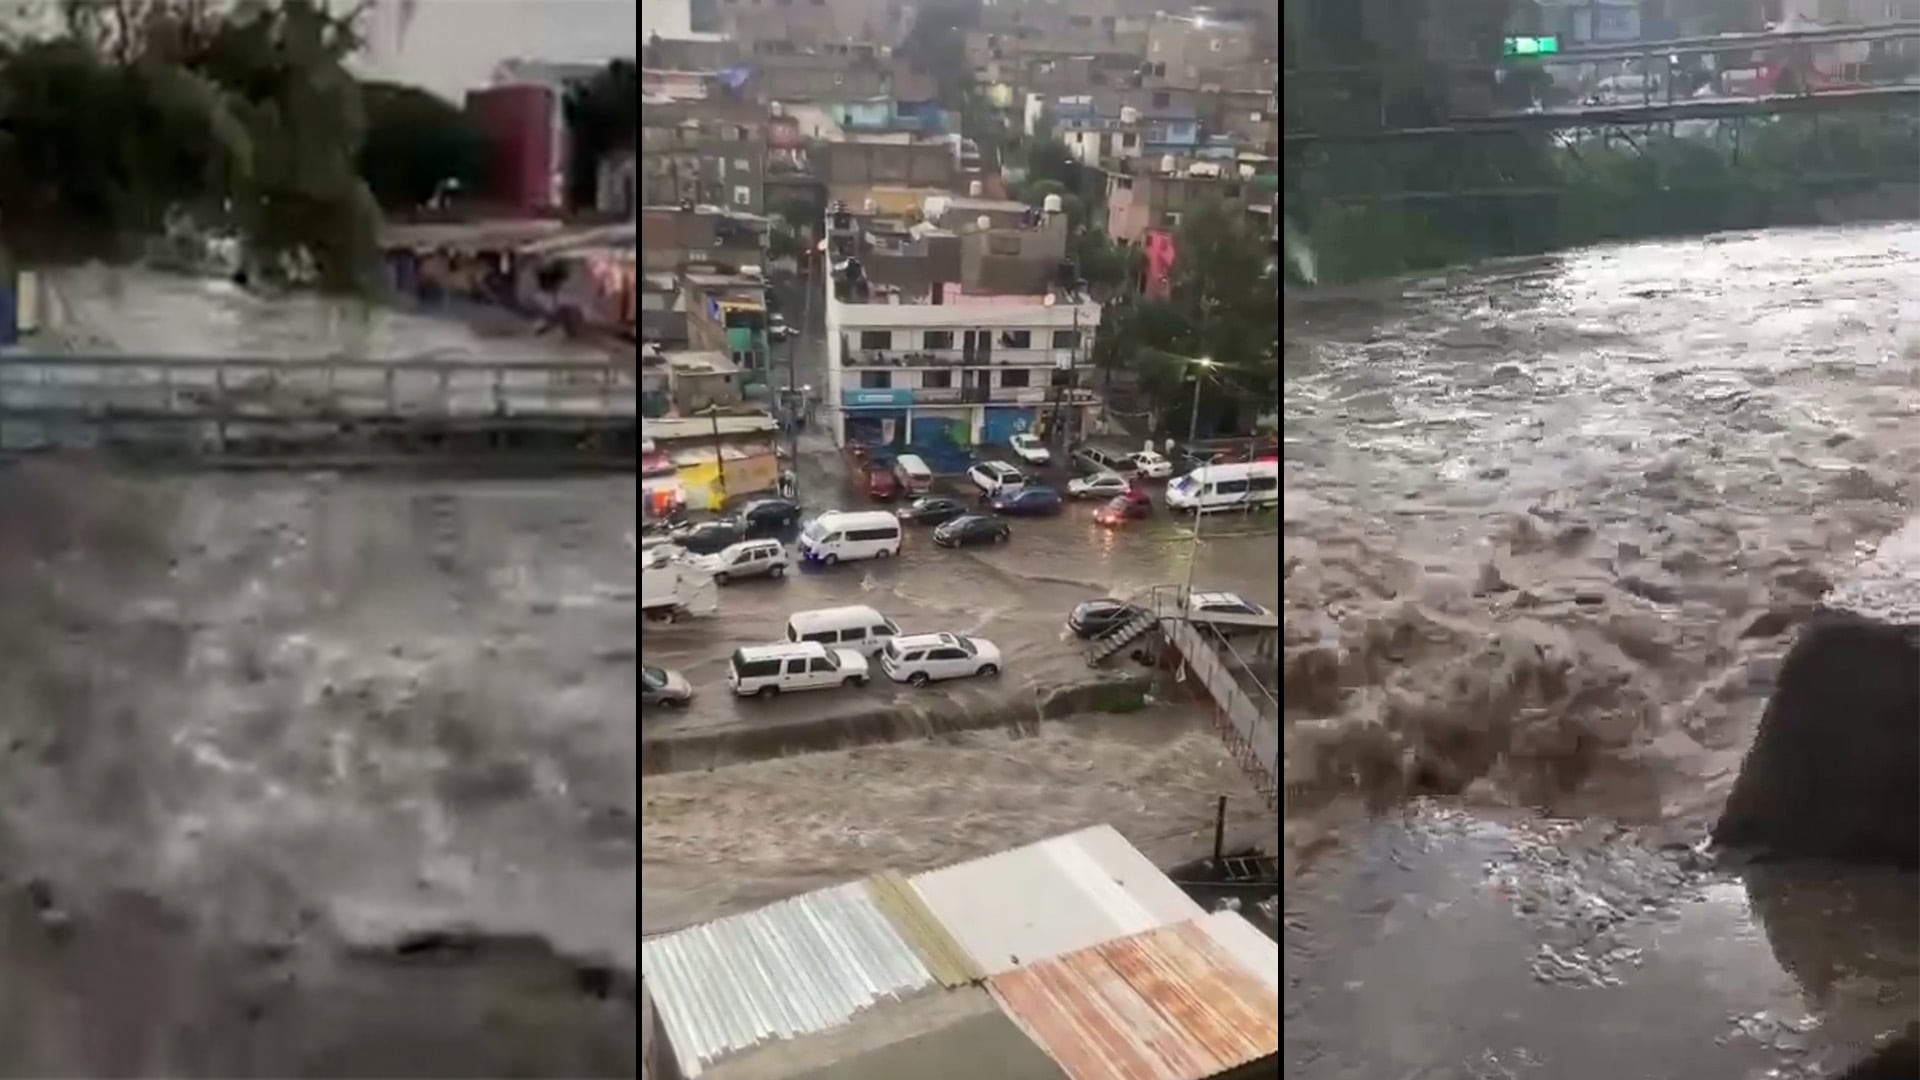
[353,0,637,100]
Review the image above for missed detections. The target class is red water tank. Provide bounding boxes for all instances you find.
[466,83,564,215]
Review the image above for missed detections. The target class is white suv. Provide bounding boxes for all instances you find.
[880,632,1003,686]
[728,642,871,697]
[968,461,1027,495]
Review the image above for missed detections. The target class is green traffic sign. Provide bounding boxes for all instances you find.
[1504,36,1561,57]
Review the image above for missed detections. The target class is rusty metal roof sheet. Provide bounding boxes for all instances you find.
[907,825,1207,978]
[985,919,1282,1080]
[640,879,939,1077]
[1197,910,1280,995]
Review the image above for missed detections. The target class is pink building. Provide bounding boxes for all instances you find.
[1141,228,1176,298]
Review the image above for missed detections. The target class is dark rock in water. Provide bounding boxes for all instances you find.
[1834,1025,1919,1080]
[1713,611,1920,869]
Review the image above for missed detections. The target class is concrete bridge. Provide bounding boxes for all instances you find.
[0,353,636,465]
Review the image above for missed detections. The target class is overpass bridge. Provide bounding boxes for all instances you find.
[0,353,636,467]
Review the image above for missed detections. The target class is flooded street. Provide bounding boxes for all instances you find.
[1284,224,1920,1075]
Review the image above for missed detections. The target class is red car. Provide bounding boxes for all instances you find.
[1094,489,1152,526]
[864,462,901,501]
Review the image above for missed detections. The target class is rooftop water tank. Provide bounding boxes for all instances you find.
[1159,154,1177,173]
[1042,193,1064,214]
[1119,105,1140,124]
[976,215,993,231]
[969,180,984,196]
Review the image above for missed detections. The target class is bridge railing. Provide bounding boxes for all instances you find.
[1144,584,1280,808]
[0,354,636,424]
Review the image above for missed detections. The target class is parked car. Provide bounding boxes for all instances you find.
[1067,472,1133,500]
[1072,445,1135,476]
[898,496,970,525]
[967,460,1028,496]
[1186,591,1274,623]
[1128,449,1174,479]
[728,642,870,697]
[1009,433,1052,466]
[864,462,902,501]
[1067,598,1149,639]
[641,665,695,708]
[880,632,1003,686]
[698,538,790,583]
[736,496,802,536]
[989,486,1064,516]
[669,518,744,555]
[1094,491,1152,526]
[933,513,1011,548]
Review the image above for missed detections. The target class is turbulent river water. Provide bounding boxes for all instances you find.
[1282,223,1920,1077]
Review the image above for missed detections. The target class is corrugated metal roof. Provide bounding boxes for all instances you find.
[985,919,1282,1080]
[1197,910,1280,995]
[865,871,979,987]
[907,825,1207,978]
[641,880,940,1077]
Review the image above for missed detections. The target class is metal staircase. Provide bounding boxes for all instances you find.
[1084,608,1161,665]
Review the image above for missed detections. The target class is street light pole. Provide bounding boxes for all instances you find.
[1179,356,1215,609]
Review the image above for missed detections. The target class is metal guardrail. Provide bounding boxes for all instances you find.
[0,354,637,425]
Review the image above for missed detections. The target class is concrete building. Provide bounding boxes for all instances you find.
[1143,11,1261,88]
[661,350,744,414]
[818,135,958,202]
[1104,157,1280,246]
[639,99,768,214]
[823,199,1098,458]
[683,270,774,379]
[638,206,769,275]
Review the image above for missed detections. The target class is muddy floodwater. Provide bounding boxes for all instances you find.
[1283,224,1920,1075]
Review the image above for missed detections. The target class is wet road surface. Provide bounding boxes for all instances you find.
[645,493,1280,740]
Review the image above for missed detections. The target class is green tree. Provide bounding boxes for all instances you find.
[0,0,385,290]
[357,80,485,210]
[563,58,637,211]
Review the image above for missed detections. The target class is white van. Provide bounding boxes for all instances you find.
[1165,460,1281,514]
[798,510,902,564]
[785,605,901,655]
[892,454,933,496]
[727,642,871,697]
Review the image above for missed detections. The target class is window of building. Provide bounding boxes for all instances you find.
[997,329,1031,348]
[860,370,893,389]
[732,185,752,206]
[1051,329,1079,350]
[1000,369,1031,388]
[1151,91,1169,109]
[1121,132,1138,149]
[1162,211,1182,227]
[859,330,893,350]
[734,158,751,173]
[923,330,954,350]
[923,369,953,388]
[987,234,1022,256]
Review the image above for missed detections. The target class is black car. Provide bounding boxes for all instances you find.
[737,497,802,536]
[933,513,1011,548]
[898,496,969,526]
[670,518,744,555]
[1067,598,1148,639]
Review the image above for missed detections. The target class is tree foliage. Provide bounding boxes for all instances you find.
[562,58,637,211]
[358,79,485,210]
[0,0,386,290]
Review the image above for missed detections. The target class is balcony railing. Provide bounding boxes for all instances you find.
[840,347,1085,369]
[842,385,1098,406]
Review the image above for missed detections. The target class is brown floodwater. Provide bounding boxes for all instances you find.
[1282,223,1920,1076]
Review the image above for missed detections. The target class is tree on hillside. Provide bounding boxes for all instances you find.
[563,59,636,211]
[0,0,383,290]
[358,80,485,210]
